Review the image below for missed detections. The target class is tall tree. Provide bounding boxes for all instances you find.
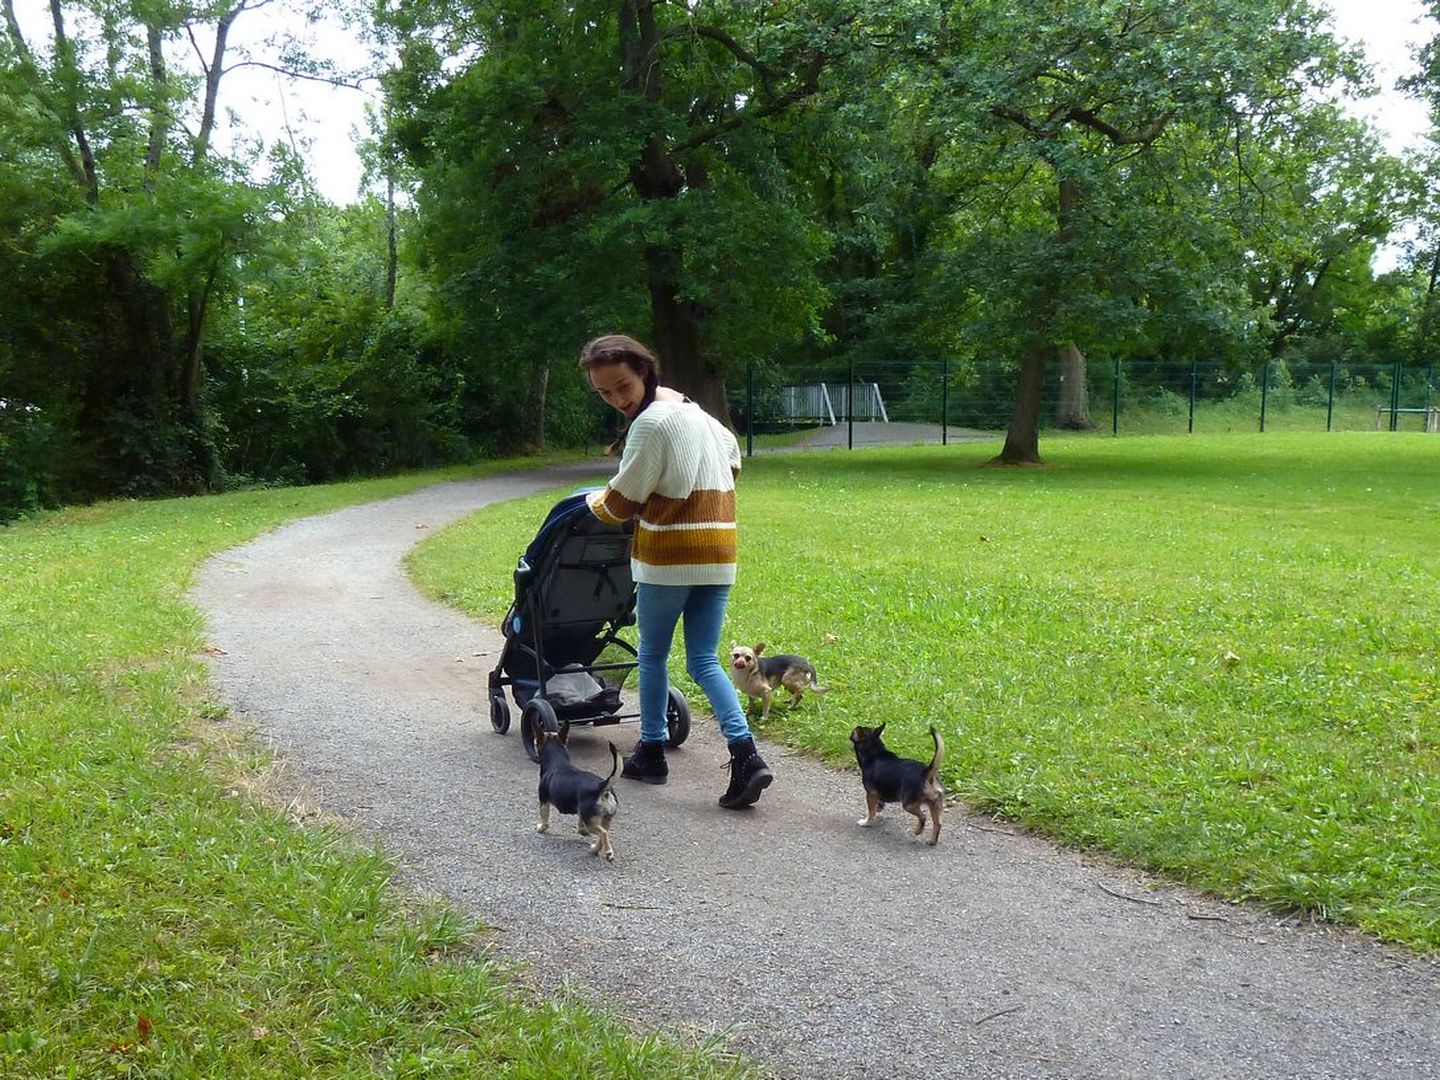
[379,0,853,433]
[0,0,368,497]
[1399,2,1440,365]
[929,0,1358,463]
[1,0,269,492]
[1239,104,1411,359]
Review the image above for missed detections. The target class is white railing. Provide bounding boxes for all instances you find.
[779,382,888,425]
[1374,404,1440,432]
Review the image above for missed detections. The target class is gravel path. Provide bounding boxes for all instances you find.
[191,462,1438,1080]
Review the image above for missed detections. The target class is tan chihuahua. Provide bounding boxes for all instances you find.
[729,642,827,720]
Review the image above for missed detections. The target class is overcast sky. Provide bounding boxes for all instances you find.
[1326,0,1431,154]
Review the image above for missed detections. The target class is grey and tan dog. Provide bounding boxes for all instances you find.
[536,726,620,861]
[729,642,828,720]
[849,723,945,846]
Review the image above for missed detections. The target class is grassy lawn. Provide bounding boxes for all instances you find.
[0,456,754,1078]
[411,432,1440,951]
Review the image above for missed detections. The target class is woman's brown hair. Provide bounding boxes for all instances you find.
[579,334,661,454]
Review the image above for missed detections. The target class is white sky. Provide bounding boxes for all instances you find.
[1326,0,1432,155]
[220,8,378,204]
[8,1,1435,205]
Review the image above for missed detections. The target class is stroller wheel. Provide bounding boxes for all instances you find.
[521,698,559,763]
[665,686,691,748]
[489,690,511,734]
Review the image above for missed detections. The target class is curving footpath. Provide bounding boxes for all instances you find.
[192,462,1439,1080]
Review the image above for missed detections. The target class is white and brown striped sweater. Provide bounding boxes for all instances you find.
[587,399,741,586]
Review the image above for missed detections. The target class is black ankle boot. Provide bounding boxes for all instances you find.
[622,739,668,784]
[718,736,773,809]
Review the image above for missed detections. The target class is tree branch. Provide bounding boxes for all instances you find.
[219,59,375,93]
[669,50,827,156]
[47,0,99,204]
[1065,106,1173,145]
[1,0,87,188]
[651,24,776,97]
[144,23,167,190]
[194,4,242,162]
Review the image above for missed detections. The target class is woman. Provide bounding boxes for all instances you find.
[581,334,773,809]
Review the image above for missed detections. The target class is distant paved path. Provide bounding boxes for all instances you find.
[745,420,997,454]
[789,420,995,449]
[192,463,1439,1080]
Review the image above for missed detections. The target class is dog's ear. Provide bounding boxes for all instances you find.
[754,642,767,655]
[875,722,886,737]
[555,723,570,745]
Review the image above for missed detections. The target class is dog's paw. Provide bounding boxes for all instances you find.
[536,822,549,834]
[925,836,940,847]
[857,817,875,827]
[604,849,615,862]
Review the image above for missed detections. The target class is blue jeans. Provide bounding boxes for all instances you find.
[635,583,750,744]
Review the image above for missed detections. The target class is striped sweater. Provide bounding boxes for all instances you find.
[587,399,741,586]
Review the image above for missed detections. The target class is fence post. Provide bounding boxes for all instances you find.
[1112,357,1120,436]
[941,357,949,446]
[745,360,754,458]
[847,356,855,450]
[1259,361,1270,432]
[1188,359,1197,434]
[1390,361,1402,431]
[1326,361,1336,432]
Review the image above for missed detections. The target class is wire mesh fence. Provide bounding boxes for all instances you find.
[731,358,1440,452]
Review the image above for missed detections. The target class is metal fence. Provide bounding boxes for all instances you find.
[732,358,1440,452]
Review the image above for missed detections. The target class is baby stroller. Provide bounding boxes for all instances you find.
[487,490,692,762]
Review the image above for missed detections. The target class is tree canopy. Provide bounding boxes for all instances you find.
[2,0,1437,516]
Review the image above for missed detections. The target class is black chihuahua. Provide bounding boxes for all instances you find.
[849,723,945,846]
[536,726,620,861]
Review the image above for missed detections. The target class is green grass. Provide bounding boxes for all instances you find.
[411,432,1440,951]
[0,453,756,1078]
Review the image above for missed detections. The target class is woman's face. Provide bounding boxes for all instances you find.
[588,361,647,419]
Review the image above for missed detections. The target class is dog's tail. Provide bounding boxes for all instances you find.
[603,741,621,789]
[924,725,945,784]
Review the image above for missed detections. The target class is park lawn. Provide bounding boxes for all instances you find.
[410,432,1440,951]
[0,455,754,1078]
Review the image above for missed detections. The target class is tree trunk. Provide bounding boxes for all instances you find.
[78,248,183,487]
[1054,342,1093,428]
[645,246,730,423]
[993,340,1048,464]
[385,169,398,310]
[618,0,734,426]
[528,359,548,450]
